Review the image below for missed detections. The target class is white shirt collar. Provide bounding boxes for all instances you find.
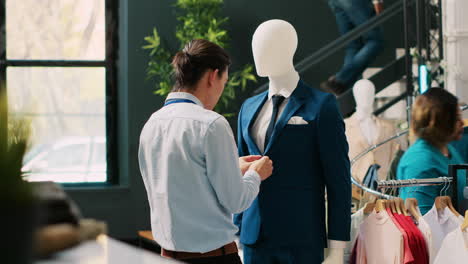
[426,204,461,225]
[166,92,204,107]
[267,83,296,100]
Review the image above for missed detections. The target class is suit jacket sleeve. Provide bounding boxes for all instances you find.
[237,102,248,157]
[234,102,247,231]
[317,94,351,241]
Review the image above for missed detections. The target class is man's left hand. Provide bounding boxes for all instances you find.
[239,155,262,175]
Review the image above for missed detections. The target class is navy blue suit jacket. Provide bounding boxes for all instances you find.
[234,80,351,249]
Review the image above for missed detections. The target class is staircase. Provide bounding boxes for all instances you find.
[254,0,443,121]
[338,54,407,117]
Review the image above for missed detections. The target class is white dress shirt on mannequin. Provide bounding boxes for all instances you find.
[355,110,378,145]
[251,71,299,153]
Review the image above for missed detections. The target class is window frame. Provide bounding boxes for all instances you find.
[0,0,119,186]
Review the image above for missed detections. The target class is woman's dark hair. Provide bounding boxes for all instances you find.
[411,88,459,146]
[171,39,231,91]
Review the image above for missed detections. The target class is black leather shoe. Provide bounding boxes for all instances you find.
[320,77,347,96]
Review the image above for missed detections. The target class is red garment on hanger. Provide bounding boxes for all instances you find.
[405,215,429,264]
[387,208,415,264]
[349,238,358,264]
[394,213,429,264]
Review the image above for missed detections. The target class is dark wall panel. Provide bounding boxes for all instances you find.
[67,0,405,240]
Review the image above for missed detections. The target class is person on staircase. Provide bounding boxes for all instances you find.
[320,0,384,96]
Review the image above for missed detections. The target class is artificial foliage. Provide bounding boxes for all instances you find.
[0,89,33,205]
[143,0,256,116]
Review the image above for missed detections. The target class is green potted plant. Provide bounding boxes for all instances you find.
[143,0,257,118]
[0,88,36,263]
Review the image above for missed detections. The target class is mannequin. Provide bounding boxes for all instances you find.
[253,20,344,263]
[345,80,399,201]
[353,79,379,145]
[234,19,351,264]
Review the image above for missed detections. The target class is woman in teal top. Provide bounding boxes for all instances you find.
[398,88,464,215]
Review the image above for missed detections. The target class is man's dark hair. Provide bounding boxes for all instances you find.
[171,39,231,91]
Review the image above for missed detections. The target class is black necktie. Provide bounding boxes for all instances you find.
[264,95,285,149]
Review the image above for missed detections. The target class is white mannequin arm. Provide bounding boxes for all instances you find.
[322,240,346,264]
[328,240,346,249]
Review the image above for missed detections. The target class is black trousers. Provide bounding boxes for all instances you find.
[182,253,242,264]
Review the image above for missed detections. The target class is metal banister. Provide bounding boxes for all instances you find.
[254,0,415,94]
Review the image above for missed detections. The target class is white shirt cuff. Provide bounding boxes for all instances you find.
[245,169,261,183]
[328,240,347,249]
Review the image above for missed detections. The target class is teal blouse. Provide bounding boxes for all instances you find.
[397,138,464,215]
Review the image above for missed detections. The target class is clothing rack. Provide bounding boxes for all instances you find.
[350,105,468,198]
[377,177,452,189]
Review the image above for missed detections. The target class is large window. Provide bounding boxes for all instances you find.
[1,0,117,183]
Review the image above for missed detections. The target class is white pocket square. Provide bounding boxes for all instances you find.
[287,116,308,125]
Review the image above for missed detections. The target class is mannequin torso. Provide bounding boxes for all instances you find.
[235,19,350,264]
[346,80,398,199]
[353,80,379,145]
[355,109,379,145]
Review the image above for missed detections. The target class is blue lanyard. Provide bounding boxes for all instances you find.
[164,99,197,106]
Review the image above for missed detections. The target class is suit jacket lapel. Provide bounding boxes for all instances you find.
[242,92,268,155]
[264,80,309,154]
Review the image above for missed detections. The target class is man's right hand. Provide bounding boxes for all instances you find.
[249,156,273,181]
[239,155,262,175]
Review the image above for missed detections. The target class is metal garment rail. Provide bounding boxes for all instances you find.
[377,177,452,189]
[351,105,468,198]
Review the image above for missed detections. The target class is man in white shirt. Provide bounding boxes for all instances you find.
[138,39,273,264]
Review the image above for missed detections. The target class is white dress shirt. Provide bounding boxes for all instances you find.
[423,205,463,258]
[434,228,468,264]
[251,86,293,153]
[416,215,434,263]
[138,92,261,253]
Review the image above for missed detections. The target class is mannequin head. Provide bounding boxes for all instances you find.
[252,19,298,77]
[353,79,376,115]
